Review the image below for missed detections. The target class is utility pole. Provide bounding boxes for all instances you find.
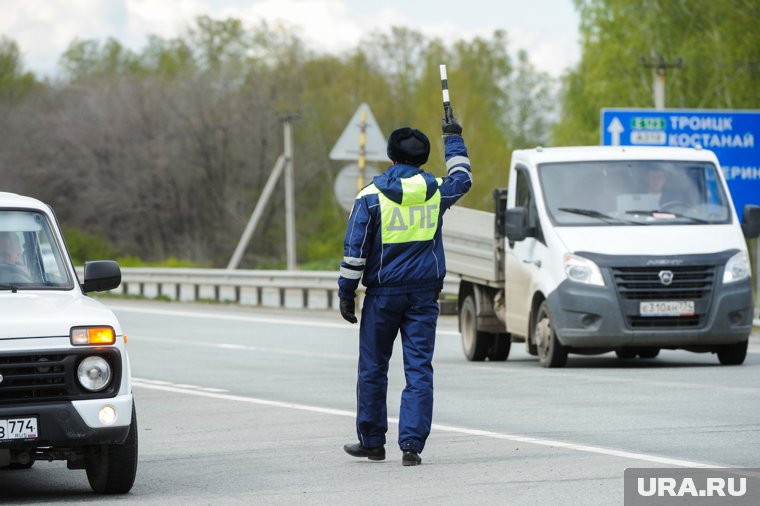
[227,112,300,271]
[641,55,683,110]
[282,115,297,271]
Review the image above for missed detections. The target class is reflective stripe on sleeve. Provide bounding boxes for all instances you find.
[343,256,366,266]
[446,155,470,171]
[340,267,363,279]
[448,166,472,181]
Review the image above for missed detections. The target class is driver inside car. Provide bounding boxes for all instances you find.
[0,231,31,281]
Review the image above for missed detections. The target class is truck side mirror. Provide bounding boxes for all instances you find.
[741,205,760,239]
[505,207,529,242]
[493,188,508,238]
[82,260,122,293]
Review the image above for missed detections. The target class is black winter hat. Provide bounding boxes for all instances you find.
[387,127,430,166]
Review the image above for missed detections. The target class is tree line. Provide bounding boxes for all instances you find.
[0,19,553,267]
[1,1,757,268]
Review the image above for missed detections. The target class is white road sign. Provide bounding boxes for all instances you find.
[329,103,388,162]
[333,163,381,212]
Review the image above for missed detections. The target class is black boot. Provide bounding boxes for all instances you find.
[343,443,385,461]
[402,451,422,466]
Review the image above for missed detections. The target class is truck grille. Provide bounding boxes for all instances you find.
[0,350,120,404]
[611,265,716,329]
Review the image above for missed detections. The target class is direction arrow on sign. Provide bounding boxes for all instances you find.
[329,103,388,162]
[607,117,624,146]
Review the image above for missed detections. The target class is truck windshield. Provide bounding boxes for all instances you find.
[0,210,74,290]
[538,160,732,226]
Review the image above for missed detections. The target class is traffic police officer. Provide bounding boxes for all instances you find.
[338,112,471,466]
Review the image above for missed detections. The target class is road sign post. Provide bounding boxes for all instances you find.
[330,103,388,209]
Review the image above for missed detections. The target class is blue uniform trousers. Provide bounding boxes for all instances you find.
[355,291,439,453]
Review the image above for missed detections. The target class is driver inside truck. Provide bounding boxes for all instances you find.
[644,167,667,201]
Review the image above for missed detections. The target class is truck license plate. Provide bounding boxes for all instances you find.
[639,300,695,317]
[0,418,38,441]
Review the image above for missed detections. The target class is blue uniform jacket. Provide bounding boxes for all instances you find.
[338,135,472,299]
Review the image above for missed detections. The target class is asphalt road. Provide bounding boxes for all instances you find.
[2,299,759,505]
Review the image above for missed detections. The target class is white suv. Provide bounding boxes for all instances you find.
[0,192,137,494]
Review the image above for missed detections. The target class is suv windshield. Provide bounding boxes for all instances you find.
[538,160,732,226]
[0,210,73,290]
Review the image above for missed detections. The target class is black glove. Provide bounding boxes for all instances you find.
[442,111,463,136]
[340,298,358,324]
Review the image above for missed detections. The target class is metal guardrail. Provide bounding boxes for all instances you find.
[75,267,760,325]
[77,267,460,312]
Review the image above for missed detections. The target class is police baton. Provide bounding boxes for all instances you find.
[439,64,452,121]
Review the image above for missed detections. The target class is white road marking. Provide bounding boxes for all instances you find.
[469,364,760,395]
[132,334,760,394]
[132,335,356,360]
[217,343,246,350]
[133,377,228,393]
[109,304,461,336]
[132,379,724,469]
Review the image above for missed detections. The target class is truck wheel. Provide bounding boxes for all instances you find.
[717,340,748,366]
[615,349,637,360]
[488,333,511,361]
[638,348,660,359]
[534,301,567,368]
[86,405,138,494]
[460,295,490,361]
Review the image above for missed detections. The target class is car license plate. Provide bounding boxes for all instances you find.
[0,417,38,441]
[639,300,695,317]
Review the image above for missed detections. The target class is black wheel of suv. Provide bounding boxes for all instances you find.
[86,405,138,494]
[638,348,660,359]
[534,301,568,368]
[488,333,511,361]
[7,461,34,470]
[460,295,490,361]
[615,349,637,360]
[717,340,748,366]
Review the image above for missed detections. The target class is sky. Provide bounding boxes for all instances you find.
[1,0,581,78]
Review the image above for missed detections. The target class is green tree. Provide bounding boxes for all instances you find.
[61,38,144,79]
[0,37,37,101]
[555,0,760,145]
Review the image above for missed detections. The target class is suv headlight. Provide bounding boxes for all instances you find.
[723,251,750,284]
[77,356,112,392]
[70,326,115,345]
[564,253,605,286]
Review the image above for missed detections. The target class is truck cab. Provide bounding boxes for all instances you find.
[447,146,759,367]
[0,192,137,493]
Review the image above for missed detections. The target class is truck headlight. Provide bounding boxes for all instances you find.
[77,356,112,392]
[564,253,605,287]
[723,251,750,284]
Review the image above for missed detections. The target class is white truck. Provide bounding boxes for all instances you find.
[444,146,759,367]
[0,192,137,494]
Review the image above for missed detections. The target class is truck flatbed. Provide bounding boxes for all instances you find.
[442,206,502,286]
